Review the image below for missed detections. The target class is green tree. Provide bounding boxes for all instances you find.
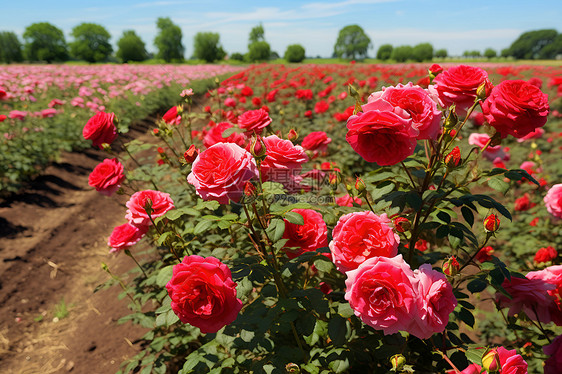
[412,42,433,62]
[484,48,497,59]
[391,45,413,62]
[154,17,185,62]
[333,24,371,60]
[508,29,558,59]
[538,33,562,59]
[284,44,305,63]
[70,23,113,62]
[229,52,244,61]
[500,48,511,58]
[0,31,23,63]
[434,48,447,58]
[23,22,68,62]
[249,24,265,44]
[376,44,393,61]
[116,30,147,62]
[193,32,226,62]
[247,41,270,62]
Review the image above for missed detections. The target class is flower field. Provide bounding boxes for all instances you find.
[4,61,562,373]
[0,64,242,195]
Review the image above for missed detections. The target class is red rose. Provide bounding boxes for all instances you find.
[83,111,118,149]
[261,135,308,183]
[125,190,175,226]
[329,211,399,273]
[476,246,494,263]
[314,100,330,114]
[88,158,126,196]
[282,209,328,259]
[203,121,246,148]
[107,223,148,253]
[0,115,7,122]
[165,255,242,333]
[497,347,528,374]
[482,80,549,139]
[484,214,500,233]
[162,105,181,125]
[346,100,416,166]
[187,143,258,204]
[301,131,331,157]
[514,193,534,211]
[430,65,493,115]
[237,109,272,134]
[534,246,558,264]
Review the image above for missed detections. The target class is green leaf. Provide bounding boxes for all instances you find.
[465,348,483,365]
[461,206,474,227]
[156,265,174,287]
[328,315,347,346]
[166,309,179,325]
[337,303,354,318]
[221,126,243,138]
[267,218,285,243]
[467,279,487,293]
[437,211,451,224]
[458,307,475,328]
[285,211,304,225]
[487,177,510,194]
[194,220,214,235]
[405,191,422,211]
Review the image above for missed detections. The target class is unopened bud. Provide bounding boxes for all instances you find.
[444,107,458,129]
[183,144,198,164]
[444,146,462,168]
[477,81,488,101]
[393,217,411,233]
[250,136,267,159]
[443,256,460,276]
[355,177,367,195]
[482,349,500,373]
[390,354,406,371]
[484,214,500,233]
[285,363,300,373]
[330,169,342,186]
[287,128,298,142]
[243,181,257,197]
[428,64,443,82]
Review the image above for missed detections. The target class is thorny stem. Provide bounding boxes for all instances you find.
[101,262,142,311]
[124,249,148,279]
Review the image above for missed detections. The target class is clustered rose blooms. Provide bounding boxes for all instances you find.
[453,347,527,374]
[544,184,562,219]
[107,223,148,253]
[534,246,558,264]
[187,142,258,204]
[367,82,441,140]
[301,131,332,157]
[544,334,562,374]
[165,255,242,333]
[481,79,549,139]
[282,209,328,259]
[82,111,118,149]
[125,189,175,226]
[88,158,125,196]
[345,255,456,339]
[346,98,417,166]
[237,108,272,134]
[329,211,399,273]
[430,64,493,115]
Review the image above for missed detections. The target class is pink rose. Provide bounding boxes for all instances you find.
[468,133,509,162]
[497,347,528,374]
[125,190,175,226]
[453,363,482,374]
[527,265,562,325]
[282,209,328,259]
[83,111,118,149]
[544,184,562,219]
[368,82,441,140]
[335,195,362,207]
[162,106,181,125]
[430,65,493,116]
[346,99,417,166]
[496,276,558,324]
[203,121,246,148]
[544,334,562,374]
[301,131,332,156]
[107,223,148,253]
[345,255,417,335]
[261,135,308,183]
[409,264,457,339]
[88,158,126,196]
[187,143,258,204]
[516,127,544,143]
[330,211,399,273]
[482,80,549,139]
[165,255,242,333]
[237,109,272,134]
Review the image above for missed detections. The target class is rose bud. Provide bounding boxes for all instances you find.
[249,135,267,159]
[476,81,490,101]
[442,256,460,277]
[428,64,443,75]
[444,108,458,129]
[183,144,198,164]
[243,181,257,198]
[287,128,298,142]
[285,363,300,373]
[484,214,500,233]
[390,354,406,371]
[355,177,367,195]
[393,217,411,233]
[444,146,462,168]
[482,348,500,373]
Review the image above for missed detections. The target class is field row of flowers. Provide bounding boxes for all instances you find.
[87,62,562,373]
[0,64,242,194]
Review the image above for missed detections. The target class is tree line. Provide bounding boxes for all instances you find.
[0,20,560,64]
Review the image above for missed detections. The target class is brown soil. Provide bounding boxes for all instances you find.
[0,121,157,374]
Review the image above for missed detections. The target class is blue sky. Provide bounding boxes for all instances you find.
[2,0,560,58]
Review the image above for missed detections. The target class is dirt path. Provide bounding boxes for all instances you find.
[0,121,156,374]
